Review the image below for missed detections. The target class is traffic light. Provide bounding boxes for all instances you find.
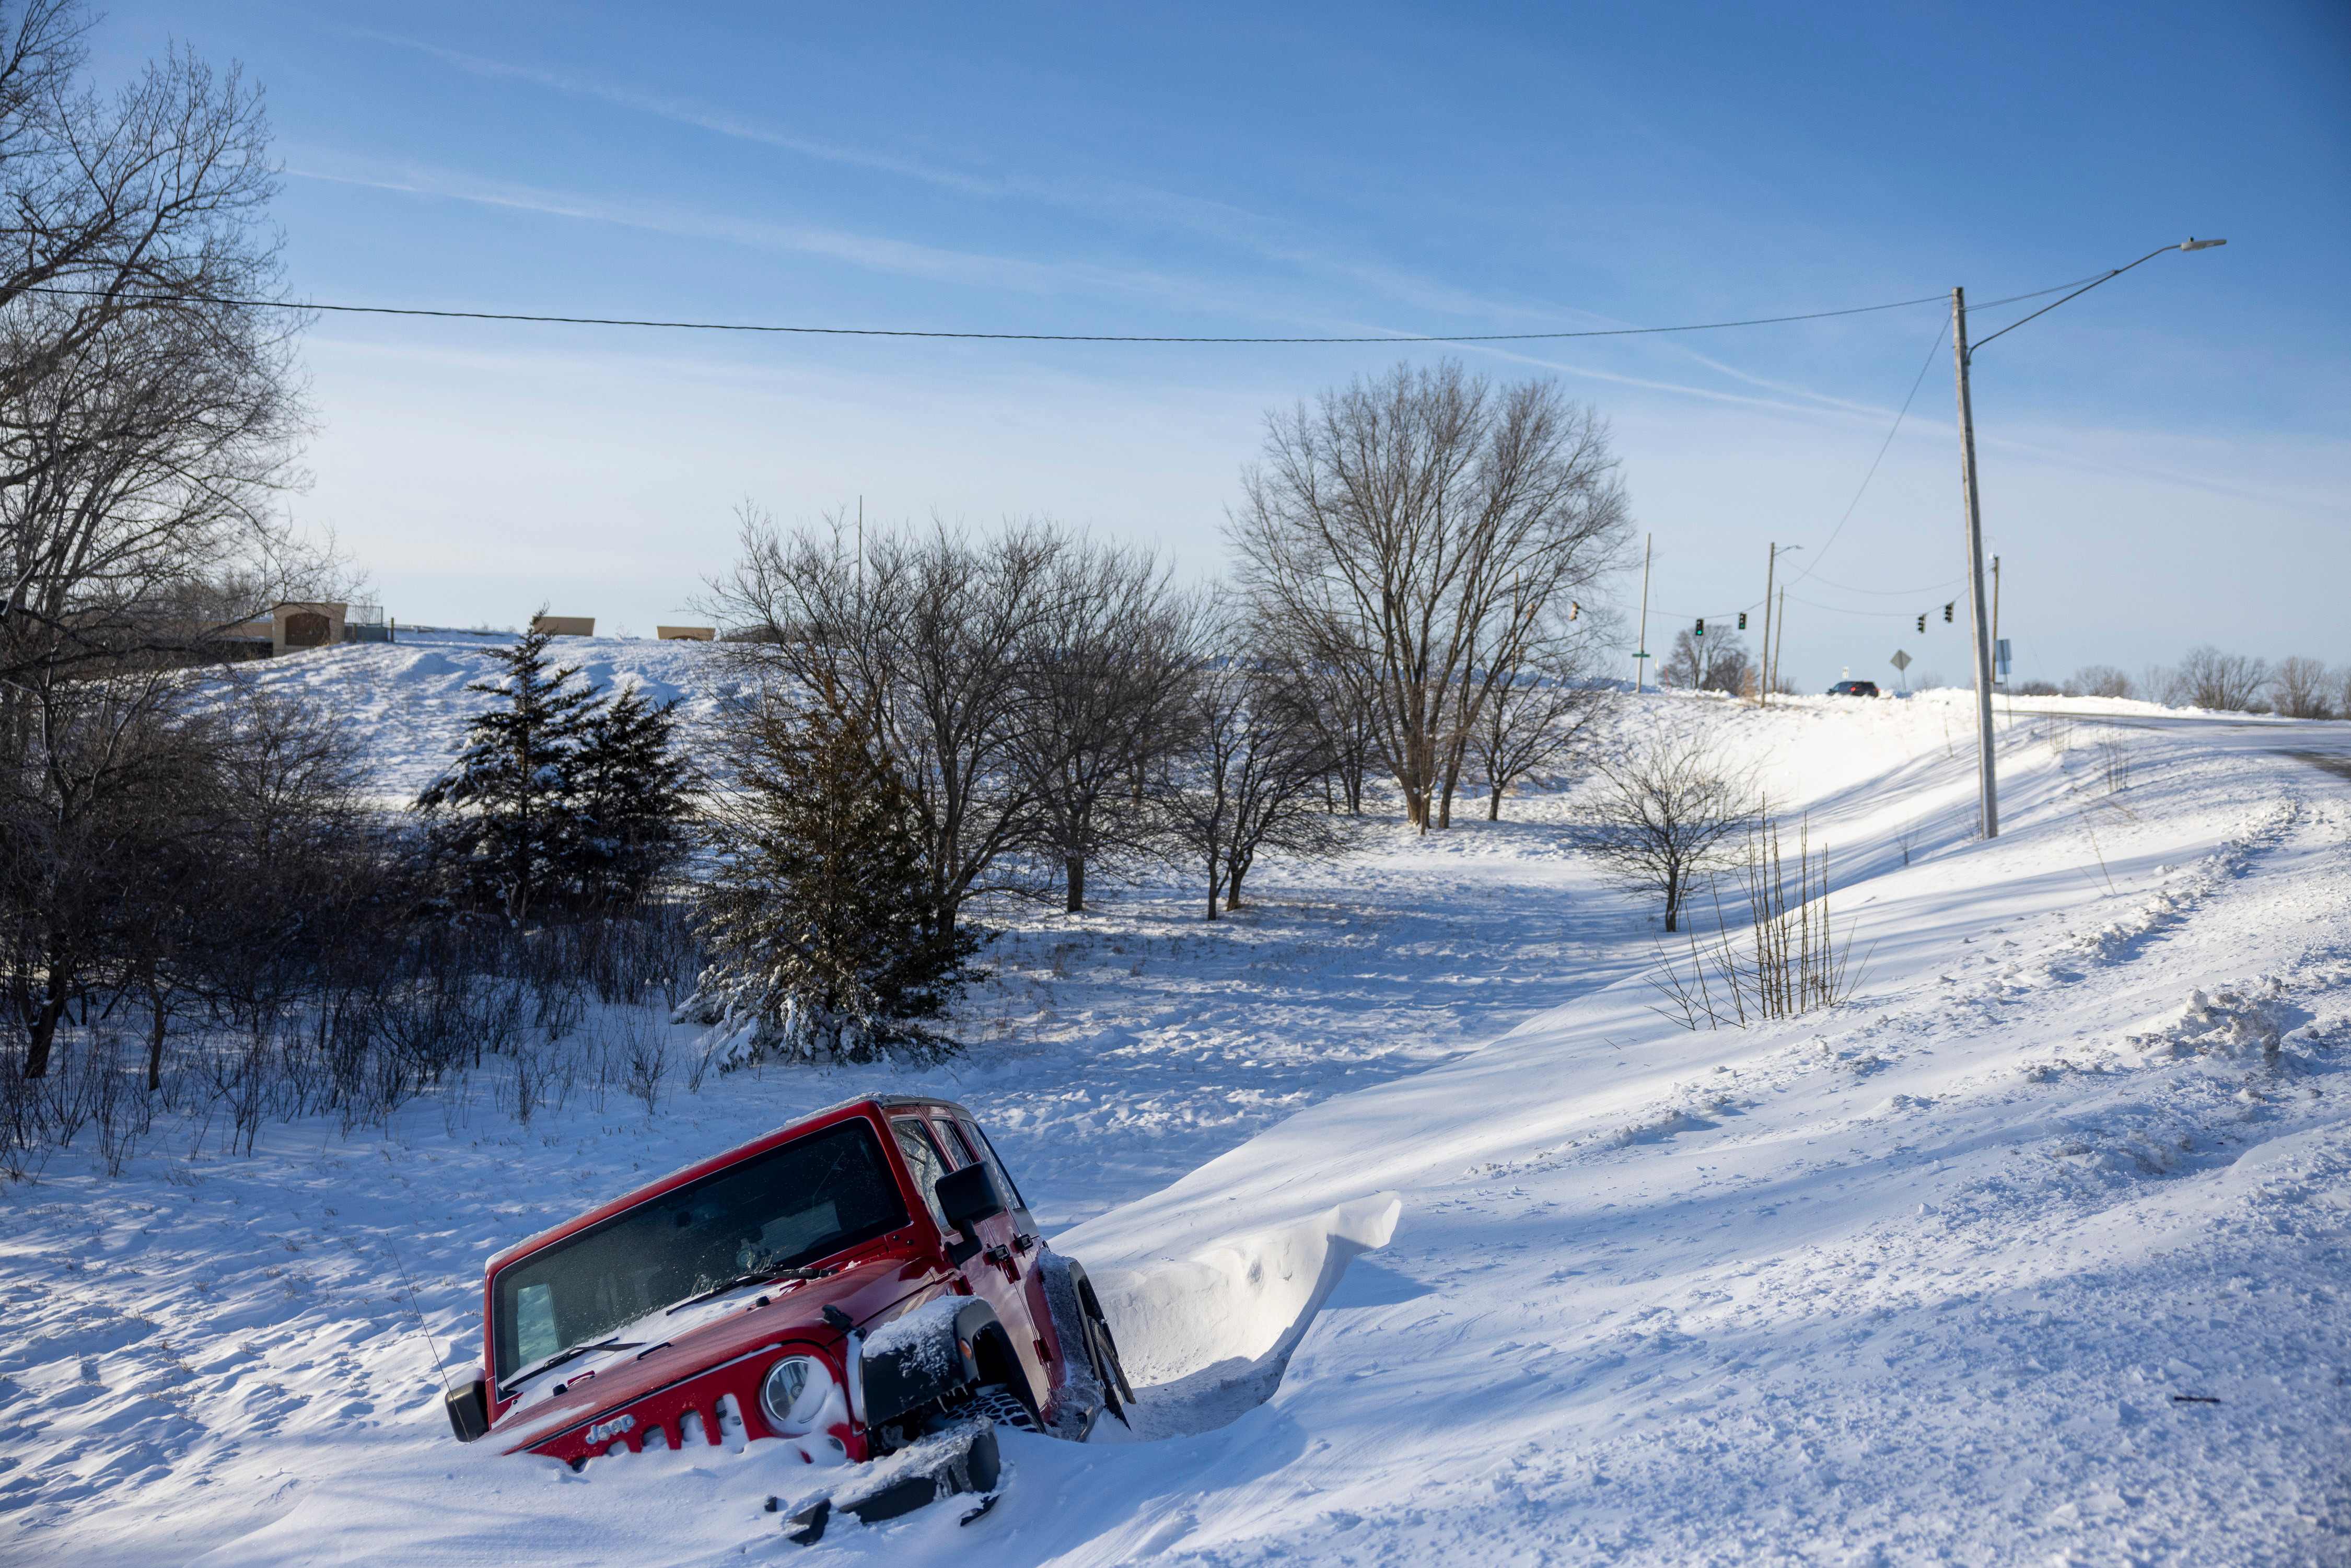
[1916,613,1926,633]
[1694,618,1705,637]
[1943,602,1954,623]
[1569,602,1580,620]
[1737,611,1747,630]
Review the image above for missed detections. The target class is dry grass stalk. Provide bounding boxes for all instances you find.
[1649,816,1867,1030]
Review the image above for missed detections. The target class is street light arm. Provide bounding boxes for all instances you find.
[1965,240,2222,359]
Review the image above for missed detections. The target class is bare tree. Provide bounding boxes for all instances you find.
[701,508,1066,933]
[1230,359,1632,833]
[1569,730,1759,932]
[2176,646,2269,712]
[2064,665,2134,700]
[1280,611,1381,816]
[1465,661,1608,820]
[1660,629,1751,695]
[0,6,311,716]
[1162,648,1347,919]
[2268,656,2334,720]
[1012,542,1207,912]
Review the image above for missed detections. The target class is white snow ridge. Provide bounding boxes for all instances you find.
[3,653,2348,1566]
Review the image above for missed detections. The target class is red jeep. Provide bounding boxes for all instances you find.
[443,1095,1131,1543]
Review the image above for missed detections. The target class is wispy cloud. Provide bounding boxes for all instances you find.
[287,157,1293,319]
[342,27,1590,332]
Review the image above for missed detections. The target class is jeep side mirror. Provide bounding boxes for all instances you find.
[934,1163,1005,1236]
[445,1372,490,1443]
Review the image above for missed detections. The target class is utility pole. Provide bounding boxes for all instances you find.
[1758,542,1801,706]
[1952,288,1999,839]
[1936,238,2226,817]
[1772,587,1786,696]
[1633,532,1652,694]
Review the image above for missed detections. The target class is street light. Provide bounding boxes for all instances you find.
[1950,237,2228,839]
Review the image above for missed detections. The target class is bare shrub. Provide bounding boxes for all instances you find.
[1650,818,1864,1029]
[2065,665,2134,700]
[2268,656,2335,720]
[2097,737,2134,793]
[2176,646,2269,712]
[623,1019,670,1116]
[1570,732,1759,933]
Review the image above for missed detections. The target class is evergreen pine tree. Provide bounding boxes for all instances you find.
[568,683,691,907]
[684,690,980,1064]
[414,623,602,921]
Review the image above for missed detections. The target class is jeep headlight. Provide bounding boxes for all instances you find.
[760,1355,832,1436]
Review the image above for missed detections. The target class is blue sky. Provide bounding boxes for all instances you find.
[98,2,2350,688]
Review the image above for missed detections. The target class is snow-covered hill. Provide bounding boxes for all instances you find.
[4,644,2347,1566]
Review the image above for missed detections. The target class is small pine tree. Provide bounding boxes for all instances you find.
[567,684,691,907]
[414,623,602,921]
[683,690,980,1064]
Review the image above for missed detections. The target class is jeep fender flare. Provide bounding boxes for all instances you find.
[859,1297,1013,1429]
[1037,1251,1134,1428]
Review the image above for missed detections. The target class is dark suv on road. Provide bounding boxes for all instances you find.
[444,1095,1130,1542]
[1827,680,1880,697]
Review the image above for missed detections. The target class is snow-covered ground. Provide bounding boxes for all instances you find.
[5,633,2348,1566]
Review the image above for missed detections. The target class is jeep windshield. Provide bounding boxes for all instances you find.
[492,1118,908,1384]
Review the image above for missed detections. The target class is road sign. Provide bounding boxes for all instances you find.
[1994,638,2011,675]
[1890,649,1913,671]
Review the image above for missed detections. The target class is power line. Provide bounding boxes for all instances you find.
[1797,571,1965,596]
[23,282,1956,343]
[1787,594,1917,618]
[1783,313,1950,589]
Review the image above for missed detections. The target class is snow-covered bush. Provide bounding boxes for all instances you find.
[680,683,982,1066]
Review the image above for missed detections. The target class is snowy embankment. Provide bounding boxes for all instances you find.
[3,638,2347,1566]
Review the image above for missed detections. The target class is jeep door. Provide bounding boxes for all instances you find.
[887,1113,1048,1404]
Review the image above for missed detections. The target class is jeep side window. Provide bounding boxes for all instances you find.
[933,1118,977,1168]
[890,1118,953,1232]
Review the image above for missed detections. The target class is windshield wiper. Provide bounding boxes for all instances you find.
[498,1337,645,1400]
[666,1265,836,1315]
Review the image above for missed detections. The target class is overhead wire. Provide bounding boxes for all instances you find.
[17,271,2114,345]
[21,283,1953,343]
[1796,571,1964,596]
[1780,313,1950,592]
